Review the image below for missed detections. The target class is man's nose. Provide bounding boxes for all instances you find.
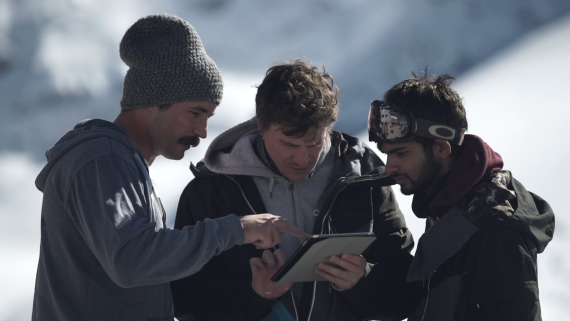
[385,156,398,175]
[192,119,208,139]
[293,147,309,167]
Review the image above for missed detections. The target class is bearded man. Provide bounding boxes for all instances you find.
[369,72,555,321]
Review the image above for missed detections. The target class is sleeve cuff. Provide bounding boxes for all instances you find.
[213,214,246,249]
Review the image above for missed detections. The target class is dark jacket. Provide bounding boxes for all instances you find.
[406,135,555,321]
[171,130,414,321]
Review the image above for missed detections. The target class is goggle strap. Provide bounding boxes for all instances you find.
[416,118,465,145]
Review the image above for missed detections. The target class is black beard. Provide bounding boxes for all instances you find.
[179,136,200,147]
[398,155,441,195]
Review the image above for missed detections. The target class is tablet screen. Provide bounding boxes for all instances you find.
[271,232,376,285]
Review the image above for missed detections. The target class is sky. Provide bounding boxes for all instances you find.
[0,1,569,320]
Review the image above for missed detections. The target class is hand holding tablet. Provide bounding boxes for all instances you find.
[270,232,376,286]
[315,253,367,291]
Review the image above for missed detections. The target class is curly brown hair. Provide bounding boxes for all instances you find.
[256,59,339,137]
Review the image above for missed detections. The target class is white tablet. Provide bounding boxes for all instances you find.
[271,232,376,286]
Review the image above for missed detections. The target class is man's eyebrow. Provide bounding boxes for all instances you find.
[279,139,299,146]
[191,106,215,116]
[383,147,406,155]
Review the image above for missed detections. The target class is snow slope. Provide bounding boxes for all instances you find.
[1,1,569,320]
[1,0,570,159]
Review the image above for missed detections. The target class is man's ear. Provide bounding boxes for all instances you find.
[433,139,452,159]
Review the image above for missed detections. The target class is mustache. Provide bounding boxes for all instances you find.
[390,173,408,179]
[178,136,200,147]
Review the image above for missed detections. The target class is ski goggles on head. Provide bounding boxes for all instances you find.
[368,100,465,145]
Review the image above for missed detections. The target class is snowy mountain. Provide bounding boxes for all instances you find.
[1,0,570,159]
[1,1,569,320]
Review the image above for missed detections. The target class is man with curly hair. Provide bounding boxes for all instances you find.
[369,72,555,320]
[170,60,415,321]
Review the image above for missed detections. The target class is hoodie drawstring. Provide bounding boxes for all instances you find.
[269,177,274,199]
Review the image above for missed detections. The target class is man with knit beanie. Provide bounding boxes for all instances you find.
[32,14,306,321]
[369,72,555,320]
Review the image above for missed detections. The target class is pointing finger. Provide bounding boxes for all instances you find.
[276,221,309,240]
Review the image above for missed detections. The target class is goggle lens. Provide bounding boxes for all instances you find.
[379,106,412,140]
[367,100,465,145]
[368,100,415,143]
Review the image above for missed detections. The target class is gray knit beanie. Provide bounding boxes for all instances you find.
[120,14,223,109]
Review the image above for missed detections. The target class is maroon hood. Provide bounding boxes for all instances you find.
[429,135,503,217]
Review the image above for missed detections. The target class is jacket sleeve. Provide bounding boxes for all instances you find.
[64,154,245,288]
[339,185,415,321]
[171,176,276,321]
[462,225,541,321]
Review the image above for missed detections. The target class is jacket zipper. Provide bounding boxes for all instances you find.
[288,180,301,247]
[420,277,432,321]
[227,175,304,321]
[319,184,347,234]
[319,176,379,234]
[309,176,383,321]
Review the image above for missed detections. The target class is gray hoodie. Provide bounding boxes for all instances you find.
[32,119,245,321]
[204,118,334,259]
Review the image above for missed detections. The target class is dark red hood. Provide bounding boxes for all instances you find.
[429,135,503,217]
